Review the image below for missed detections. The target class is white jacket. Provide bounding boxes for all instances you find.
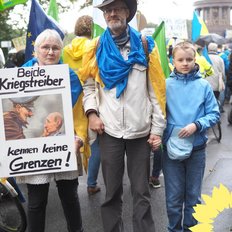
[83,42,166,140]
[206,53,225,91]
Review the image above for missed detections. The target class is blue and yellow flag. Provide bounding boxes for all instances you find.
[25,0,64,61]
[192,11,211,64]
[192,10,209,42]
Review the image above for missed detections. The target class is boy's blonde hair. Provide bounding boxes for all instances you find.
[172,41,196,58]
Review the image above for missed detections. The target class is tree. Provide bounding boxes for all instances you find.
[0,9,24,57]
[0,11,17,39]
[0,0,77,48]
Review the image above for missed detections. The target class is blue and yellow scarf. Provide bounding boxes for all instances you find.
[96,26,152,98]
[79,26,166,117]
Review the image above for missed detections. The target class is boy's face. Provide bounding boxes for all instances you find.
[173,48,195,74]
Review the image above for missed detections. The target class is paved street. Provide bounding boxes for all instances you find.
[20,104,232,232]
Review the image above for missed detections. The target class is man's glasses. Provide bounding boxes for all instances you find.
[40,45,61,53]
[103,7,127,15]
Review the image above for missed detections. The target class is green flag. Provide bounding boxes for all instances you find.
[0,0,27,11]
[47,0,59,22]
[152,21,170,78]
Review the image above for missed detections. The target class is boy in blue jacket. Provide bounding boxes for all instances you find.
[162,41,220,231]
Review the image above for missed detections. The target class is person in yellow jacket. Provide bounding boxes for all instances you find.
[63,15,101,195]
[195,45,214,78]
[63,15,92,75]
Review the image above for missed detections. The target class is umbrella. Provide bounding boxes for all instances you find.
[195,33,227,46]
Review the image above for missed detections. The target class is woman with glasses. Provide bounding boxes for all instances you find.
[18,29,84,232]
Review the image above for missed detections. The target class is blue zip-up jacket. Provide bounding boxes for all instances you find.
[23,58,82,107]
[163,65,220,148]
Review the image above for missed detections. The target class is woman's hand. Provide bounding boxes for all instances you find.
[75,136,83,153]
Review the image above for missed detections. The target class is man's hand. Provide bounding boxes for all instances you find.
[147,134,162,151]
[178,123,197,138]
[88,113,105,135]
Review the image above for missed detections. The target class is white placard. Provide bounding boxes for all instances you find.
[0,64,77,177]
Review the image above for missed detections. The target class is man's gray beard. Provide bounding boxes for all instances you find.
[108,19,127,34]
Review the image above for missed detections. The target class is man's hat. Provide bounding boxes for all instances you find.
[94,0,137,23]
[9,96,39,109]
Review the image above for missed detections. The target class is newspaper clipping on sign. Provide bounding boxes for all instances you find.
[0,64,77,177]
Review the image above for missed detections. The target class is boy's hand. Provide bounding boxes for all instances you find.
[178,123,197,138]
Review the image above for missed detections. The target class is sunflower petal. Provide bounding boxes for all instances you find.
[189,223,213,232]
[212,184,230,212]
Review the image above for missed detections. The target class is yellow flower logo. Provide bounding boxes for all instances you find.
[190,184,231,232]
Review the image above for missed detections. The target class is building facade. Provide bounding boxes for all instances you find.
[194,0,232,37]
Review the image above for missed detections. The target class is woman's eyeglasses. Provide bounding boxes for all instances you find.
[40,45,61,53]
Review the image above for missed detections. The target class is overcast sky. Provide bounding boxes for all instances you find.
[138,0,194,23]
[60,0,194,33]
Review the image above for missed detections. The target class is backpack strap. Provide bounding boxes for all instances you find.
[141,35,149,63]
[96,36,100,52]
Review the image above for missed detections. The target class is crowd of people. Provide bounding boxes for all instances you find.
[2,0,232,231]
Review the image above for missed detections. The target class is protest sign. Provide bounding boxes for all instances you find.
[12,35,26,51]
[0,64,77,177]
